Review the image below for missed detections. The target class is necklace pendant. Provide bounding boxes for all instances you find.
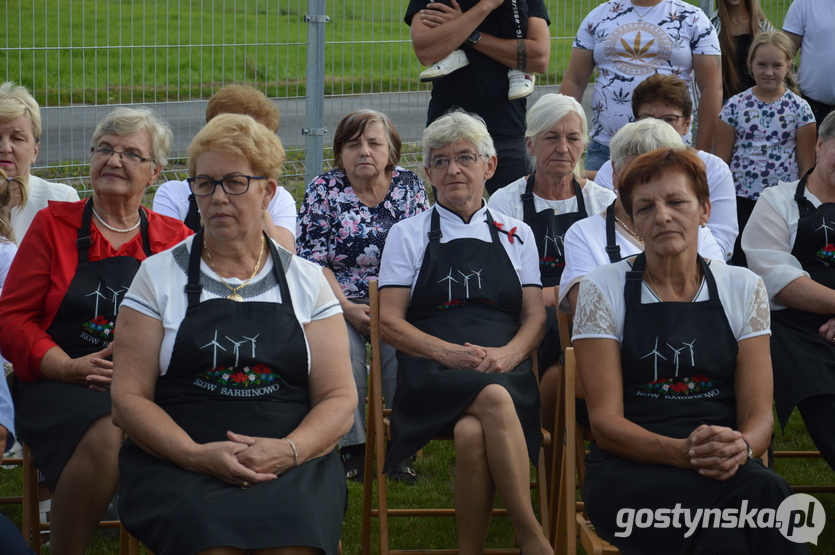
[227,293,244,302]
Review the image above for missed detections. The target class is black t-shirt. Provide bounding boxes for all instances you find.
[405,0,550,137]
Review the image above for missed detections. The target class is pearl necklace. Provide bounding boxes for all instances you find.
[92,206,141,233]
[204,235,266,302]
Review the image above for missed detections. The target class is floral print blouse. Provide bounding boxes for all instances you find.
[296,167,429,299]
[720,88,815,200]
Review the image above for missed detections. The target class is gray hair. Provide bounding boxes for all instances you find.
[422,109,496,165]
[525,93,588,179]
[610,119,685,172]
[819,110,835,145]
[90,107,173,168]
[0,82,41,141]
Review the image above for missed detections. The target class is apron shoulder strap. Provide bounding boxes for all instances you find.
[185,230,204,307]
[521,173,537,222]
[267,236,293,307]
[624,253,645,307]
[423,207,443,287]
[138,207,152,258]
[605,201,622,263]
[184,194,202,232]
[794,169,816,217]
[77,198,94,263]
[573,178,588,218]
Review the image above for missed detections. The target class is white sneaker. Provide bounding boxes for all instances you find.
[419,50,470,82]
[508,70,535,100]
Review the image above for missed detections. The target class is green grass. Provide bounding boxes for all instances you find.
[2,407,833,554]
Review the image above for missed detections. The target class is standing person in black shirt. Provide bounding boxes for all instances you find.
[406,0,551,195]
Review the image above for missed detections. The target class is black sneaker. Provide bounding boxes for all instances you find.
[341,444,365,483]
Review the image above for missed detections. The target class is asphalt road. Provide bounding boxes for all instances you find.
[38,85,591,165]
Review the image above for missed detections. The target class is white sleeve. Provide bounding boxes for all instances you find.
[517,224,542,287]
[741,196,807,307]
[572,277,619,341]
[559,221,602,310]
[63,186,80,202]
[782,0,807,36]
[268,187,298,237]
[310,266,341,320]
[593,161,615,191]
[121,261,162,320]
[697,226,725,261]
[740,277,771,340]
[703,154,739,260]
[152,181,185,220]
[378,220,420,288]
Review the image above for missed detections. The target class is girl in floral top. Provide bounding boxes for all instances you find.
[716,31,816,265]
[297,110,429,482]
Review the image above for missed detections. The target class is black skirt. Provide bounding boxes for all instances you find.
[13,378,112,489]
[118,440,346,555]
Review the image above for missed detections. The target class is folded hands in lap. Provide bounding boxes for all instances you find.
[682,425,748,482]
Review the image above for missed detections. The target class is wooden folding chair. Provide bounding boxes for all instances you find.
[772,446,835,493]
[554,348,619,555]
[19,442,144,554]
[361,280,550,555]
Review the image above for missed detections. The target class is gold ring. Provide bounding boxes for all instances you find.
[241,481,250,489]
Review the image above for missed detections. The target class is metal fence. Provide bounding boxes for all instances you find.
[1,0,793,201]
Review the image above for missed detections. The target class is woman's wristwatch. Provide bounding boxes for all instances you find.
[740,436,753,462]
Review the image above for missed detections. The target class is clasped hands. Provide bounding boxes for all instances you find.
[440,341,521,373]
[678,425,749,482]
[186,431,299,488]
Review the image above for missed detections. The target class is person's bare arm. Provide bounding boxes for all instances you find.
[112,307,277,486]
[380,287,489,369]
[784,31,802,53]
[472,17,551,73]
[262,217,296,252]
[774,276,835,314]
[558,48,595,103]
[714,120,736,167]
[693,54,723,152]
[231,314,357,472]
[40,343,113,391]
[796,122,817,178]
[409,0,502,66]
[468,286,546,373]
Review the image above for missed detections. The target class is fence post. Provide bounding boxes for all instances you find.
[303,0,329,187]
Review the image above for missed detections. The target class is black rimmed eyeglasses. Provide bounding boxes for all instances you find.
[186,175,268,197]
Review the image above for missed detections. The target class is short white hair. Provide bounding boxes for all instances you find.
[609,119,685,172]
[422,109,496,165]
[90,107,173,168]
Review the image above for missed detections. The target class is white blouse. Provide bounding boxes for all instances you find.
[593,150,738,261]
[573,257,770,342]
[378,203,541,293]
[487,176,616,222]
[558,211,724,311]
[122,236,341,375]
[742,179,814,310]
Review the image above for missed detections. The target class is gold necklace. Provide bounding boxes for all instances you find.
[614,215,643,242]
[204,235,265,302]
[644,268,663,300]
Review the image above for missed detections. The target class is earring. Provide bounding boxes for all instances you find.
[701,222,707,228]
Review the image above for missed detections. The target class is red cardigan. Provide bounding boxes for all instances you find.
[0,200,193,381]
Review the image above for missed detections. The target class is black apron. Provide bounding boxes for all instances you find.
[385,206,541,470]
[522,173,587,370]
[770,173,835,426]
[118,232,345,555]
[583,254,799,554]
[13,198,150,489]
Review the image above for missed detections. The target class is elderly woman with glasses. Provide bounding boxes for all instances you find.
[112,114,356,555]
[0,106,191,554]
[379,110,551,555]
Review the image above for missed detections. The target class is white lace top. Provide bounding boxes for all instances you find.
[573,257,770,342]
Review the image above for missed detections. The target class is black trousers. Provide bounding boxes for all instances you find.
[797,393,835,472]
